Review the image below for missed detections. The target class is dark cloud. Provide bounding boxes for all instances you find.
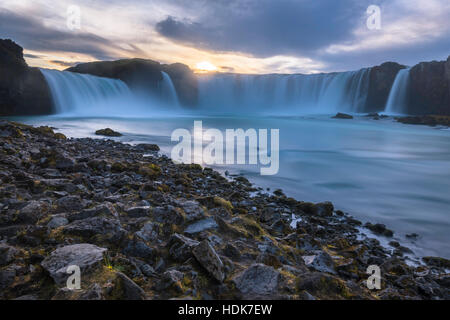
[0,9,140,60]
[49,60,82,68]
[156,0,371,58]
[24,53,41,59]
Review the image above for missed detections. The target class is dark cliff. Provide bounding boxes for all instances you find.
[365,62,406,112]
[0,39,52,116]
[406,56,450,115]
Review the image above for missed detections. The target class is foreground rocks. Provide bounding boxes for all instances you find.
[0,120,448,300]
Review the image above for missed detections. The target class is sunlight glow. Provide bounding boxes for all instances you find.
[195,61,218,73]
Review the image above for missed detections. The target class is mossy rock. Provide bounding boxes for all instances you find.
[296,272,354,299]
[138,163,161,178]
[95,128,122,137]
[213,197,233,211]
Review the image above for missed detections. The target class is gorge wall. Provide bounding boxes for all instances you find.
[0,39,52,116]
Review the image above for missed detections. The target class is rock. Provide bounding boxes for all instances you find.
[296,272,352,299]
[17,200,49,224]
[55,154,76,170]
[13,294,39,300]
[68,203,118,221]
[223,243,241,261]
[0,244,19,266]
[366,62,405,113]
[56,195,83,212]
[136,143,160,152]
[47,216,69,229]
[41,244,107,285]
[167,234,199,262]
[153,205,185,225]
[302,251,336,274]
[79,283,104,300]
[332,112,353,119]
[0,39,52,116]
[259,207,280,223]
[126,206,151,218]
[135,222,159,242]
[232,263,280,297]
[406,57,450,115]
[140,264,155,277]
[364,222,394,237]
[0,267,16,291]
[192,240,225,282]
[156,269,184,292]
[315,201,334,217]
[95,128,122,137]
[395,115,450,127]
[176,200,206,221]
[184,217,218,234]
[111,272,146,300]
[123,239,156,261]
[63,217,125,241]
[423,256,450,269]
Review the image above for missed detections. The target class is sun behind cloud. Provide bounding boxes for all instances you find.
[195,61,218,73]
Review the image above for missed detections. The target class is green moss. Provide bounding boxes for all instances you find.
[213,196,233,210]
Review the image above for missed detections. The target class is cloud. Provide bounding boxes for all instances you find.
[155,0,450,71]
[156,0,369,58]
[0,9,143,60]
[1,0,449,73]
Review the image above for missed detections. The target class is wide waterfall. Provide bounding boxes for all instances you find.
[384,68,410,114]
[40,69,132,114]
[40,69,180,116]
[197,68,371,114]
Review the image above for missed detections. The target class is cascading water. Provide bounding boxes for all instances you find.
[197,68,371,114]
[40,69,182,116]
[160,71,180,107]
[384,68,410,114]
[40,69,132,114]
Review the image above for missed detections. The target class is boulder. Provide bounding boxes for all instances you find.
[232,263,280,297]
[47,216,69,229]
[111,272,146,300]
[0,244,19,266]
[167,233,199,262]
[184,217,218,234]
[332,112,353,119]
[41,244,107,285]
[95,128,122,137]
[192,240,225,282]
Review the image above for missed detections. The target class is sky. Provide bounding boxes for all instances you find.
[0,0,449,74]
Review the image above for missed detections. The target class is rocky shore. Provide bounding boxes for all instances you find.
[0,120,449,300]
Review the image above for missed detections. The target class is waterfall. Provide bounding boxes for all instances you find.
[40,69,132,114]
[197,68,371,114]
[385,68,410,114]
[160,71,180,107]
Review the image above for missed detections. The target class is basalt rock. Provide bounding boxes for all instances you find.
[0,39,52,116]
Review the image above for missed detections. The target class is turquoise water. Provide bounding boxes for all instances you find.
[13,114,450,258]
